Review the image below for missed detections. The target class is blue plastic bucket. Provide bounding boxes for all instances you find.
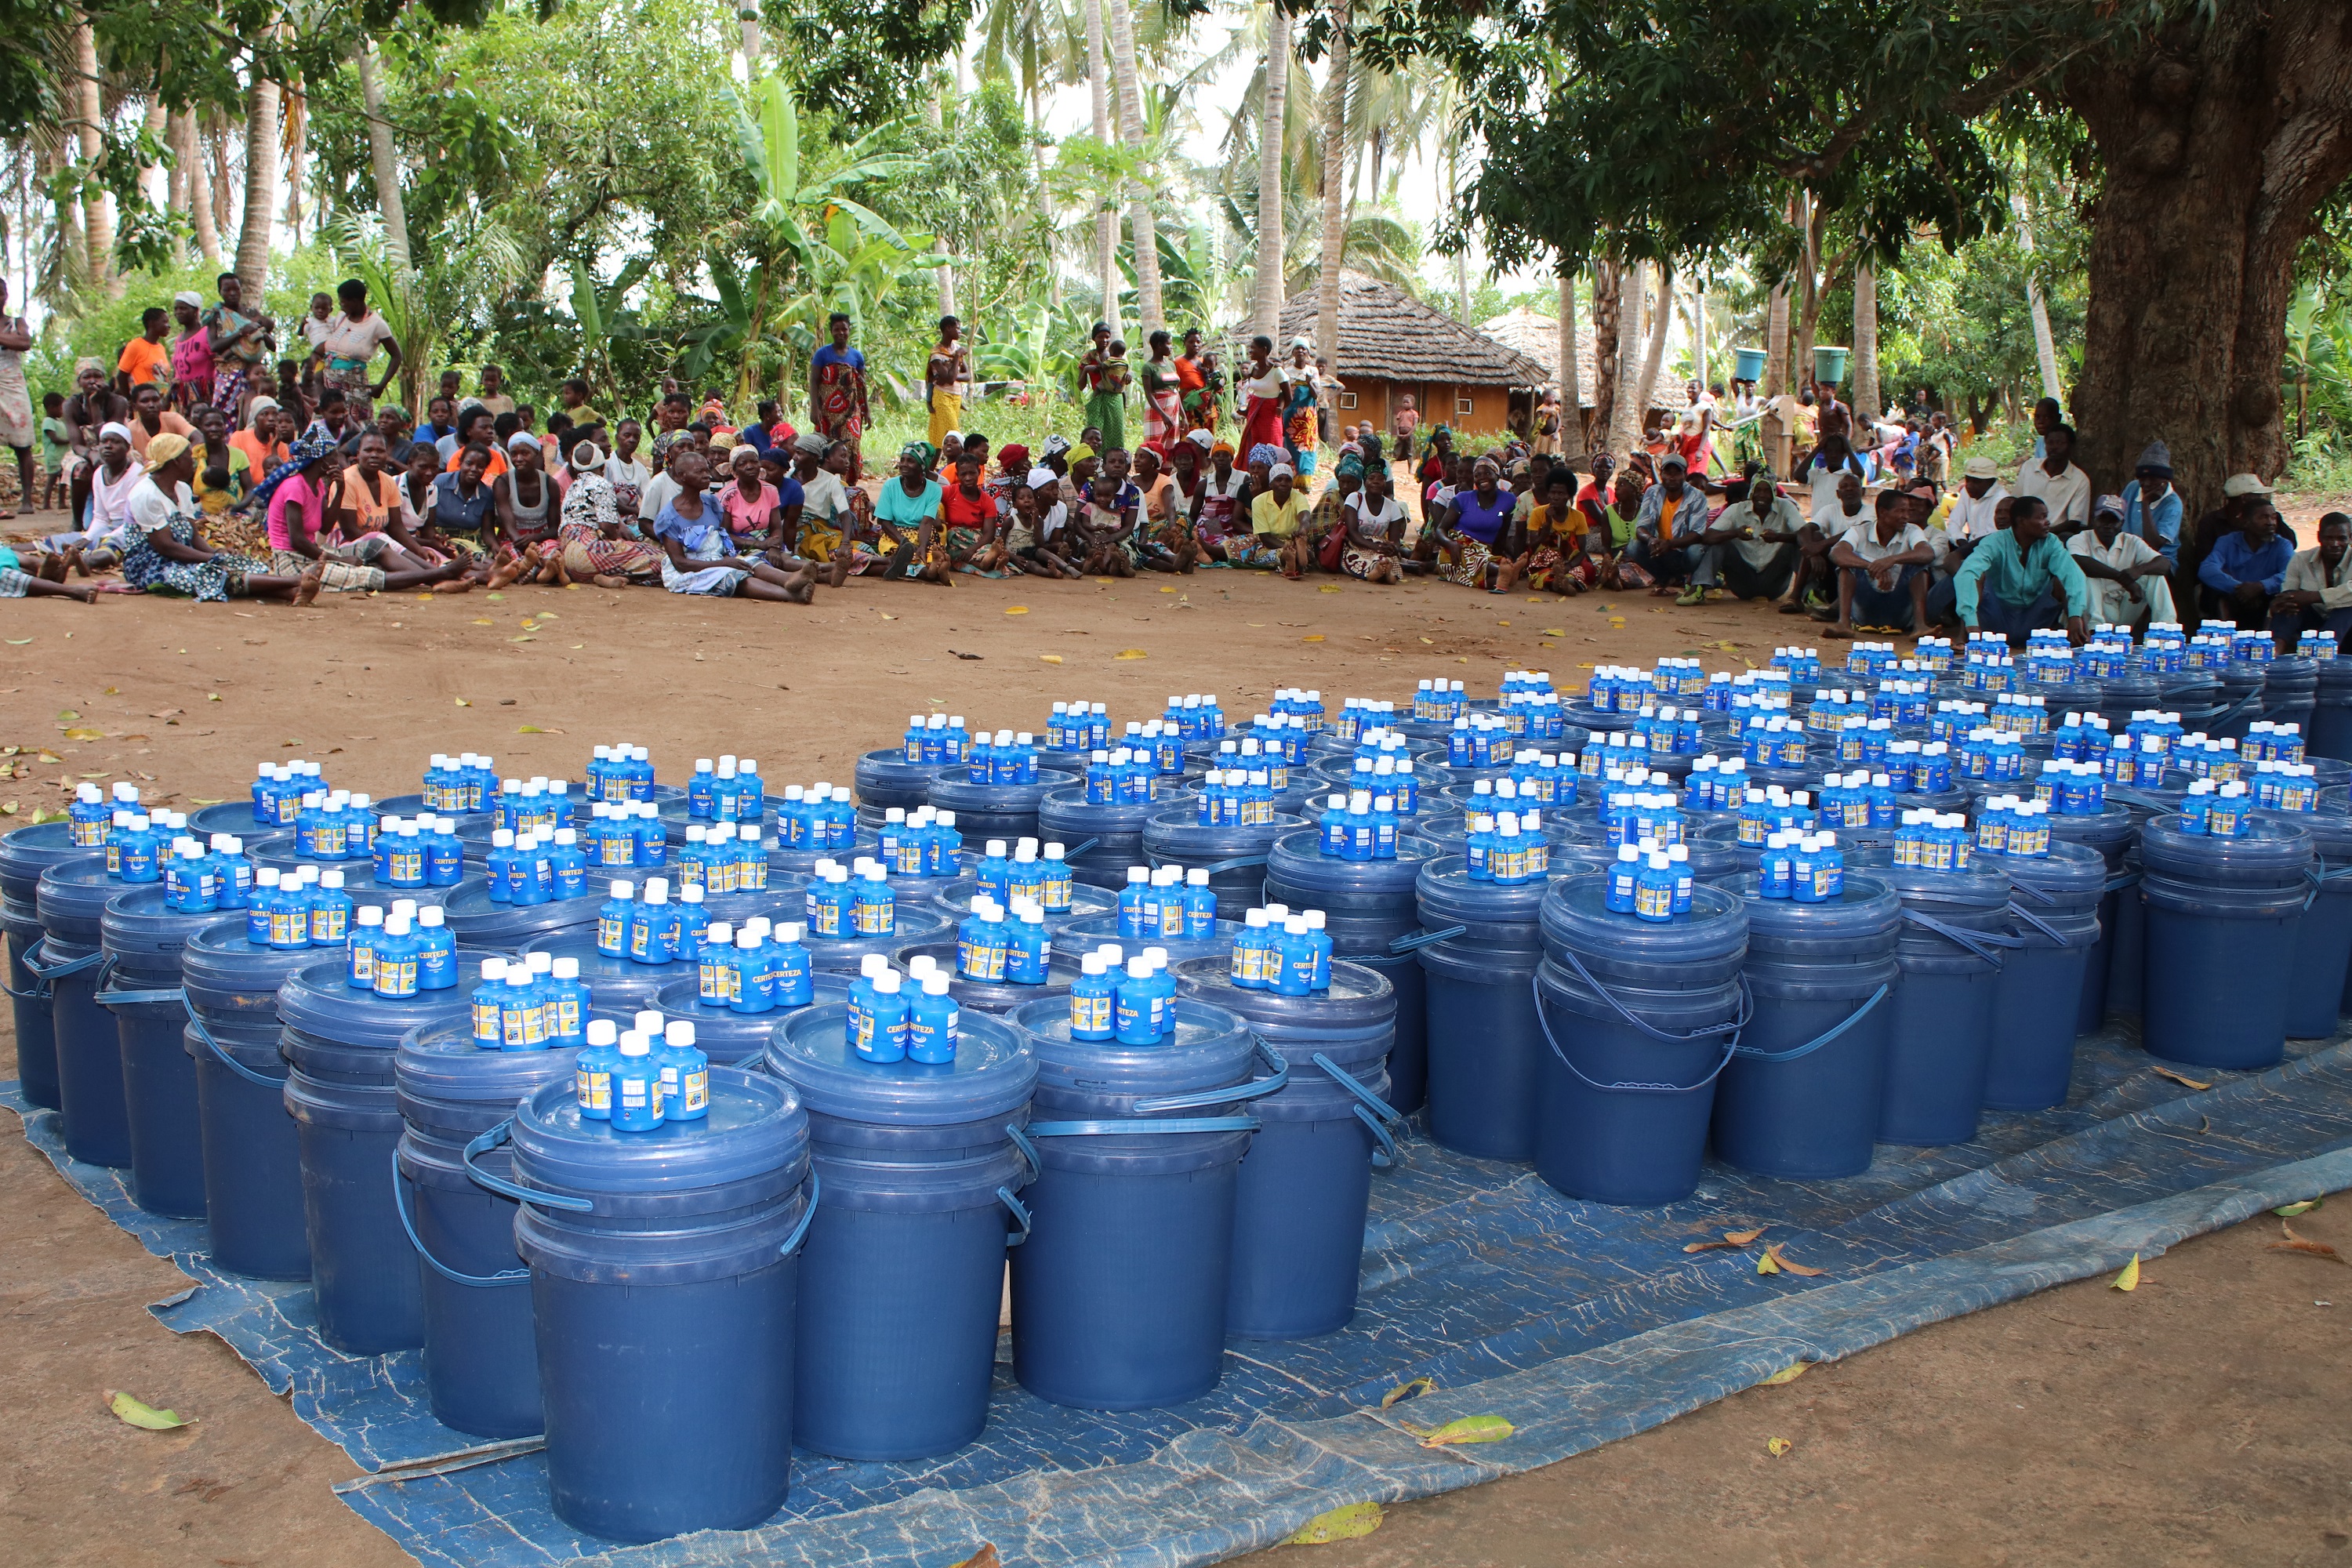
[1412,862,1551,1160]
[1845,850,2011,1146]
[1711,874,1903,1179]
[768,829,883,880]
[1347,949,1427,1115]
[506,1068,813,1544]
[517,931,686,1011]
[2311,664,2352,763]
[1005,994,1269,1409]
[394,1019,577,1439]
[2,822,96,1111]
[801,906,951,972]
[2277,808,2352,1040]
[854,749,941,814]
[98,887,221,1218]
[36,856,129,1167]
[1171,960,1401,1339]
[179,920,318,1279]
[2107,847,2147,1017]
[926,767,1080,845]
[929,877,1116,932]
[2138,815,2314,1069]
[437,880,599,951]
[1051,911,1243,967]
[279,954,492,1354]
[1734,345,1769,381]
[766,1005,1033,1460]
[1037,788,1157,890]
[1144,808,1308,922]
[1532,877,1749,1203]
[1978,843,2107,1109]
[654,971,851,1069]
[2046,803,2137,1035]
[891,938,1069,1014]
[1263,830,1447,954]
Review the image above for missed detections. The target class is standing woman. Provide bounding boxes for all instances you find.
[1173,328,1214,438]
[1080,322,1127,452]
[315,279,399,423]
[1140,331,1185,453]
[201,273,274,424]
[808,312,870,479]
[1281,337,1319,474]
[1237,335,1285,456]
[0,278,34,517]
[120,434,311,603]
[169,292,214,416]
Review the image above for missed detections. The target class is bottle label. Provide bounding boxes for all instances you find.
[700,956,733,1004]
[310,905,348,944]
[375,956,418,996]
[681,1065,709,1114]
[556,993,581,1038]
[471,999,500,1043]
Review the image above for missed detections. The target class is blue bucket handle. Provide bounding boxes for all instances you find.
[2011,877,2056,906]
[95,982,186,1007]
[1732,983,1890,1064]
[2005,901,2092,947]
[1061,836,1101,859]
[1151,851,1269,877]
[392,1152,531,1287]
[2103,869,2142,894]
[1903,909,2014,965]
[1004,1121,1040,1183]
[461,1119,597,1213]
[777,1171,821,1258]
[998,1185,1032,1247]
[182,1000,285,1090]
[1532,965,1742,1095]
[1022,1113,1261,1136]
[1311,1051,1406,1170]
[1389,923,1466,954]
[1131,1035,1290,1112]
[24,940,105,983]
[1549,944,1754,1046]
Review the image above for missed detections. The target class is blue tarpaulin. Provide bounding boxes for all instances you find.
[11,1018,2352,1568]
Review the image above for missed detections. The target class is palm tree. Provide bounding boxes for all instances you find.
[1102,0,1162,337]
[1081,0,1116,333]
[355,40,410,268]
[69,13,112,292]
[1312,0,1350,367]
[236,54,280,299]
[1250,3,1290,337]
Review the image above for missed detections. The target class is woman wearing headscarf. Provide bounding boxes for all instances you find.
[649,446,816,603]
[1418,454,1515,590]
[808,312,870,479]
[941,446,1013,577]
[1281,336,1319,474]
[169,291,214,415]
[201,273,274,424]
[1140,330,1185,453]
[1248,459,1310,579]
[254,436,465,593]
[873,441,953,585]
[120,433,312,603]
[495,430,561,579]
[556,438,664,587]
[44,419,141,574]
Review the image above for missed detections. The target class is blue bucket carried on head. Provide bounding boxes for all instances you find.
[929,876,1116,932]
[1845,849,2013,1146]
[1410,861,1552,1160]
[1711,874,1902,1179]
[2046,802,2138,1035]
[2139,815,2314,1069]
[766,1005,1033,1460]
[97,887,223,1218]
[37,855,129,1167]
[1978,843,2106,1109]
[1037,787,1156,890]
[2,823,99,1111]
[437,880,599,953]
[279,955,493,1354]
[1171,959,1402,1339]
[180,920,320,1279]
[393,1020,577,1439]
[1051,911,1243,967]
[1264,830,1446,955]
[1144,808,1307,922]
[500,1068,813,1544]
[2274,808,2352,1040]
[892,938,1070,1014]
[1005,994,1276,1410]
[1532,877,1749,1205]
[654,971,851,1069]
[1733,346,1769,381]
[927,767,1080,846]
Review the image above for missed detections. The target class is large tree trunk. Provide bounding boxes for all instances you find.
[357,41,411,268]
[1632,262,1675,430]
[142,100,171,210]
[1558,266,1581,450]
[1590,255,1620,442]
[1312,0,1351,370]
[2012,193,2062,405]
[1764,280,1788,397]
[71,18,112,292]
[167,111,190,214]
[2067,4,2352,521]
[1249,5,1291,339]
[282,81,307,248]
[1851,263,1879,415]
[1105,0,1162,338]
[209,109,238,250]
[236,71,280,299]
[1083,0,1118,336]
[179,113,220,263]
[1607,258,1645,456]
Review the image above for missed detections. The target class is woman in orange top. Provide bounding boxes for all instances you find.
[227,401,291,477]
[444,406,508,480]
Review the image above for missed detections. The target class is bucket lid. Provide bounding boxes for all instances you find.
[102,885,232,961]
[1265,829,1444,895]
[1,822,96,905]
[1976,839,2106,899]
[180,916,326,1002]
[2045,801,2136,849]
[655,971,852,1055]
[804,904,952,950]
[396,1016,581,1105]
[1007,993,1254,1098]
[1037,786,1160,835]
[767,1003,1033,1125]
[437,879,601,944]
[34,855,115,935]
[1052,912,1242,958]
[1731,873,1904,945]
[510,1065,808,1195]
[1142,806,1303,855]
[2140,814,2314,882]
[2259,805,2352,859]
[520,931,687,1000]
[928,877,1116,923]
[1170,955,1396,1030]
[1538,873,1749,965]
[278,955,496,1048]
[1415,860,1551,929]
[927,768,1077,813]
[1841,847,2013,912]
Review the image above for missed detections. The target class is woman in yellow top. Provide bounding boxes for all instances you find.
[1249,461,1312,579]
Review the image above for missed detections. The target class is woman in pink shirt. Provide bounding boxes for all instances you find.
[256,436,463,596]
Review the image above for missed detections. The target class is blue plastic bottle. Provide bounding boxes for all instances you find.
[851,865,895,935]
[1606,845,1640,913]
[716,929,764,1014]
[1113,956,1160,1044]
[944,715,971,766]
[544,826,588,900]
[114,814,162,884]
[807,865,850,938]
[674,884,711,953]
[1117,867,1151,938]
[1272,916,1316,996]
[343,906,383,990]
[1069,953,1118,1038]
[1007,906,1050,983]
[655,1019,710,1120]
[1633,851,1677,923]
[468,957,508,1044]
[908,973,960,1064]
[544,955,589,1041]
[610,1033,666,1130]
[1182,868,1218,937]
[485,829,519,905]
[1231,908,1272,989]
[497,968,548,1049]
[1036,842,1075,912]
[574,1020,621,1120]
[596,880,634,958]
[372,913,421,997]
[857,971,912,1064]
[696,924,737,1004]
[307,869,354,946]
[760,921,808,1007]
[628,880,673,963]
[417,907,461,988]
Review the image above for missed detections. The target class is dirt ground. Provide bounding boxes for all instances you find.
[2,543,2348,1568]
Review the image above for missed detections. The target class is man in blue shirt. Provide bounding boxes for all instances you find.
[1951,493,2092,645]
[2122,438,2184,561]
[2198,500,2295,626]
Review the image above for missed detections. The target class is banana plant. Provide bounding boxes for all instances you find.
[569,253,653,405]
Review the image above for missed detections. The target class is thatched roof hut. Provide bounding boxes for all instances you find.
[1273,274,1550,438]
[1479,307,1600,410]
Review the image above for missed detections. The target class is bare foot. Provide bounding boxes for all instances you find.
[545,550,571,587]
[293,569,324,608]
[592,573,629,590]
[783,578,814,604]
[485,554,526,590]
[63,543,87,577]
[1820,623,1853,639]
[828,554,851,590]
[35,552,67,583]
[430,577,474,593]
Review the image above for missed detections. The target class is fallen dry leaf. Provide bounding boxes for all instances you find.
[1758,1363,1809,1386]
[60,728,103,741]
[1405,1414,1514,1450]
[1004,605,1030,615]
[1039,654,1064,665]
[2277,1198,2325,1218]
[472,618,495,626]
[946,1547,1000,1568]
[2270,1221,2347,1264]
[454,698,471,707]
[1301,634,1326,643]
[1766,1436,1794,1457]
[1380,1377,1435,1410]
[1285,1502,1383,1544]
[1763,1243,1826,1278]
[107,1390,193,1431]
[2151,1065,2212,1091]
[1319,584,1341,593]
[1115,648,1148,660]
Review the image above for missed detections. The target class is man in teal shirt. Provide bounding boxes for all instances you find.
[1952,493,2092,645]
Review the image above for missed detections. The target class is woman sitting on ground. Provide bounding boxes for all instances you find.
[650,448,816,602]
[556,439,664,588]
[942,448,1014,577]
[997,473,1081,579]
[1419,455,1515,591]
[494,432,562,582]
[118,434,313,604]
[871,441,954,585]
[256,437,469,595]
[1338,463,1409,583]
[1249,460,1312,579]
[1067,471,1138,578]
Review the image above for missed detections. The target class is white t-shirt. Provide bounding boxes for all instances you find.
[2013,461,2092,531]
[126,474,198,536]
[317,311,394,373]
[637,471,683,528]
[1806,452,1868,520]
[1036,500,1069,543]
[2069,528,2162,574]
[1840,521,1929,564]
[299,314,336,350]
[604,454,651,493]
[1945,482,2008,542]
[1343,494,1408,535]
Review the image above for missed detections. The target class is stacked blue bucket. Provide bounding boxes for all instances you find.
[36,856,128,1168]
[1711,873,1902,1178]
[1411,862,1550,1159]
[2138,815,2313,1069]
[2312,659,2352,762]
[1038,786,1156,890]
[96,887,223,1218]
[1144,805,1302,920]
[180,920,318,1278]
[1532,877,1749,1203]
[767,1005,1034,1458]
[505,1067,815,1543]
[2282,807,2352,1039]
[1845,848,2012,1146]
[1171,956,1403,1338]
[1978,841,2106,1110]
[0,822,92,1112]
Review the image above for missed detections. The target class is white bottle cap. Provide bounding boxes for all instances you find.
[862,952,890,977]
[1127,956,1153,979]
[735,927,760,949]
[663,1019,696,1048]
[681,884,705,904]
[358,906,385,928]
[1127,866,1148,884]
[1082,953,1107,975]
[873,971,903,996]
[256,868,281,888]
[610,880,633,899]
[1305,909,1326,930]
[779,922,804,943]
[1245,908,1269,928]
[644,882,670,905]
[617,1031,651,1057]
[485,957,509,982]
[923,971,952,996]
[550,956,579,980]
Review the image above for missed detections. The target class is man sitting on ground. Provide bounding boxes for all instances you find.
[1690,471,1806,604]
[1952,492,2091,646]
[2069,492,2177,633]
[2198,496,2295,628]
[1826,490,1934,637]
